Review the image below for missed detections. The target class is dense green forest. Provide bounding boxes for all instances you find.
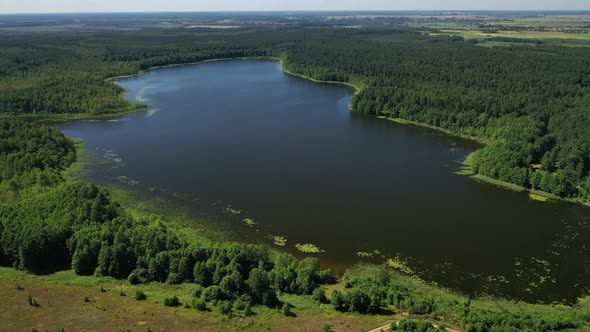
[0,27,589,202]
[0,120,75,191]
[1,26,590,330]
[1,120,589,331]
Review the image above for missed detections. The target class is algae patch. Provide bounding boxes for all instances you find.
[386,257,413,274]
[295,243,325,254]
[242,218,256,227]
[268,235,287,247]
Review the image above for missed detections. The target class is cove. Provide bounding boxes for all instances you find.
[56,60,589,303]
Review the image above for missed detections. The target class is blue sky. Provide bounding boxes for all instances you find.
[1,0,589,14]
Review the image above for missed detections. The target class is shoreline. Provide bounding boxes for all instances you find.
[17,56,589,208]
[20,57,590,306]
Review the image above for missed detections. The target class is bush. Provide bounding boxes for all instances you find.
[312,287,327,303]
[191,298,208,311]
[128,268,149,285]
[243,304,253,316]
[192,285,204,298]
[408,298,435,315]
[233,294,253,310]
[394,319,439,332]
[27,294,39,307]
[319,269,333,283]
[219,301,232,315]
[282,303,293,317]
[323,323,332,332]
[135,290,147,301]
[202,285,225,302]
[331,290,346,311]
[164,295,180,307]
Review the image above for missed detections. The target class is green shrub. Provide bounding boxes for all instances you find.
[394,319,439,332]
[135,290,147,301]
[164,295,180,307]
[312,287,327,303]
[282,303,293,317]
[243,304,253,316]
[219,301,232,315]
[192,285,204,298]
[191,298,207,311]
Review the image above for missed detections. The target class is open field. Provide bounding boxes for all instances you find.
[185,25,241,29]
[437,29,590,41]
[0,268,391,332]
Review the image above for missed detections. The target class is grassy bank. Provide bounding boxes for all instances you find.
[0,268,388,332]
[62,138,92,182]
[378,116,485,144]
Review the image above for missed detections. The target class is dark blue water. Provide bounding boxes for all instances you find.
[56,60,589,303]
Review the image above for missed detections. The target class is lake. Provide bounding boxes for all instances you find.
[56,60,589,303]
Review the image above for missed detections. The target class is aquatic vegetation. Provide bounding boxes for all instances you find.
[242,218,256,227]
[223,207,242,215]
[386,257,413,275]
[356,251,373,258]
[115,176,140,186]
[144,109,159,118]
[295,243,325,254]
[102,149,124,168]
[135,86,152,103]
[268,235,287,246]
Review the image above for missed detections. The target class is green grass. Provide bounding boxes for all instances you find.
[431,29,590,47]
[62,138,91,182]
[0,267,389,331]
[529,192,550,202]
[378,116,484,144]
[471,174,527,192]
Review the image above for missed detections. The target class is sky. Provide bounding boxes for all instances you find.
[0,0,589,14]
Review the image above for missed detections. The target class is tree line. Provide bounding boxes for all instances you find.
[1,27,588,201]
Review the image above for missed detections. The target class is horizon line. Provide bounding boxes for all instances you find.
[2,9,590,15]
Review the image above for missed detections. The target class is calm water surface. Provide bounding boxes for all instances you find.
[56,60,589,302]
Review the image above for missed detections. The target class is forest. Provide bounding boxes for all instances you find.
[1,120,589,331]
[1,25,590,330]
[0,27,589,202]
